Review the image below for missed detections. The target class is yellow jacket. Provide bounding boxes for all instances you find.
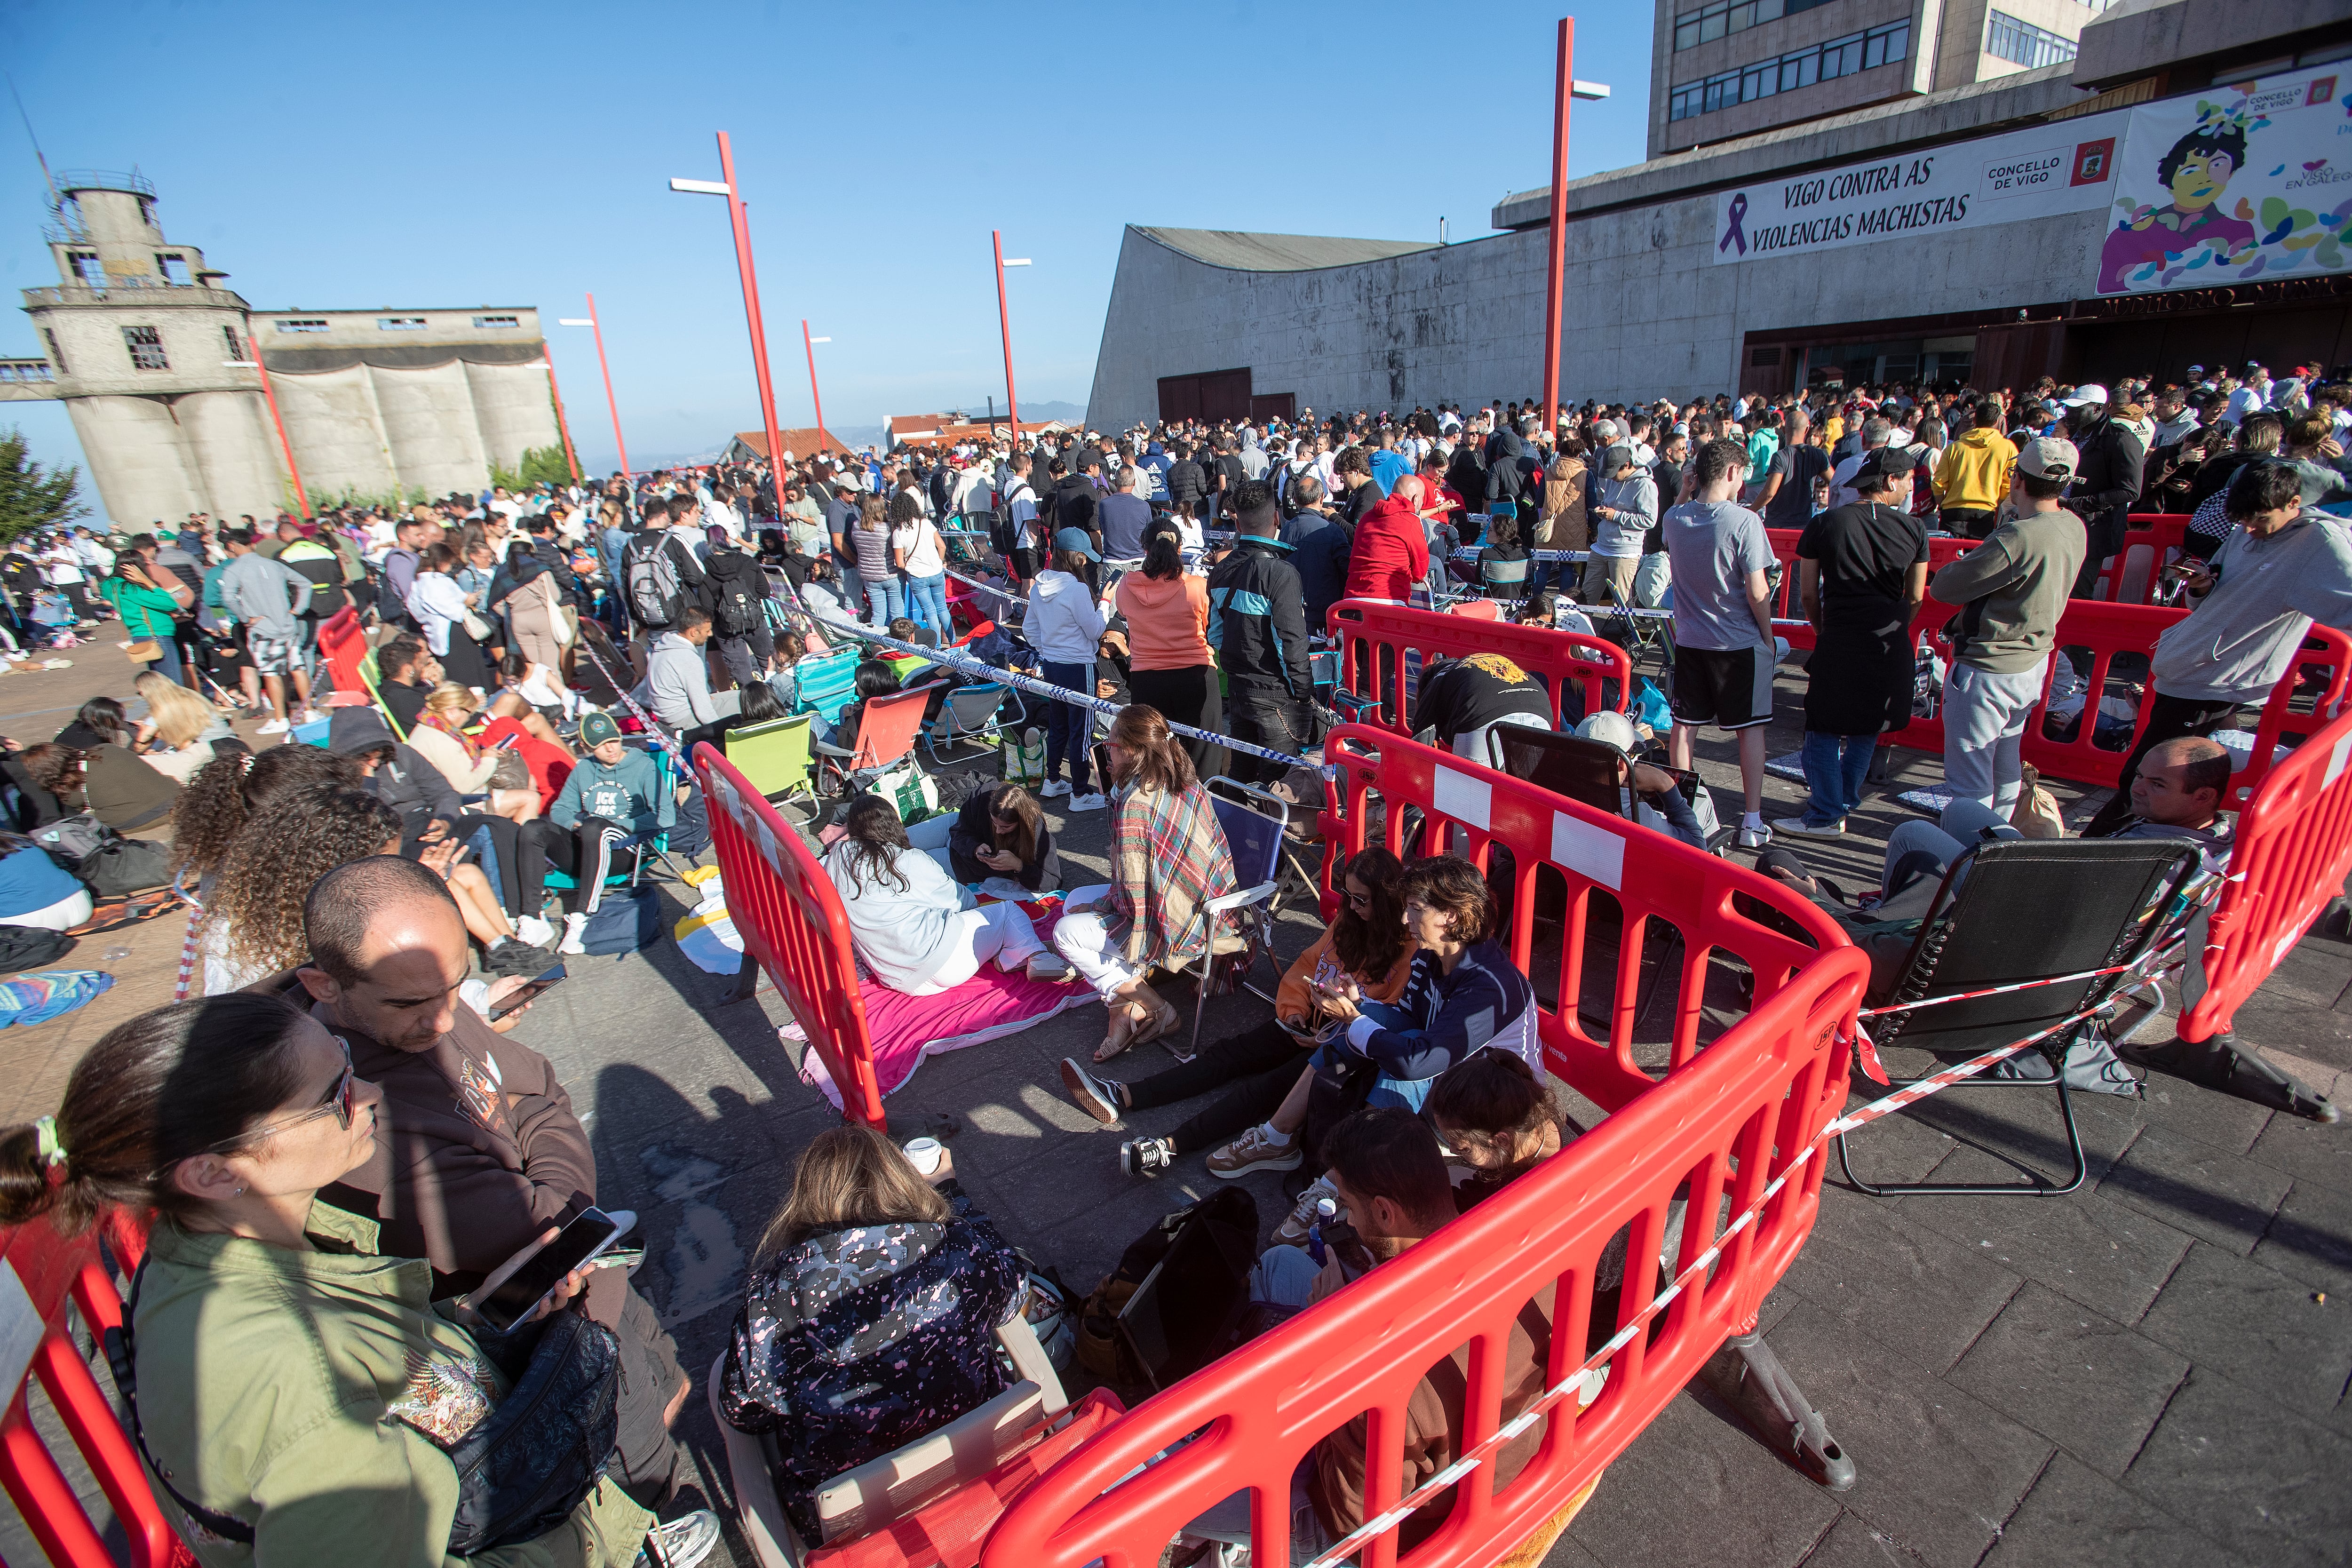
[1933,428,2018,511]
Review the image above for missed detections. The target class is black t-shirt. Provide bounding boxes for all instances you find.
[1795,502,1928,633]
[1409,655,1552,747]
[1764,445,1831,528]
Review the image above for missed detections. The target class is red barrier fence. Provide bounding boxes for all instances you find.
[2088,514,2190,606]
[1326,600,1632,732]
[983,730,1867,1568]
[2185,704,2352,1045]
[1883,602,2349,802]
[694,743,887,1127]
[0,1210,184,1568]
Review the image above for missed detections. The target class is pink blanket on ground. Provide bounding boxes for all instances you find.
[786,915,1090,1108]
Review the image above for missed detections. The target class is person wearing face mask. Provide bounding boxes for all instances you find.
[0,992,719,1567]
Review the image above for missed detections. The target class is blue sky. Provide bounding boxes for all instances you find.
[0,0,1653,500]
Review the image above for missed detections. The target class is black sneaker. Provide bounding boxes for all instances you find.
[1120,1137,1174,1177]
[1059,1057,1122,1125]
[485,940,552,976]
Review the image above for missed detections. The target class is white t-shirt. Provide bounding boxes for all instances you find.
[894,521,944,577]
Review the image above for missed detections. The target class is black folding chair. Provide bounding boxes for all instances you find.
[1834,837,2205,1198]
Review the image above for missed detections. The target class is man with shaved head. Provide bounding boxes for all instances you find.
[296,856,692,1508]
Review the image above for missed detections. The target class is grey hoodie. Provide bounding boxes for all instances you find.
[2150,513,2352,701]
[638,630,718,728]
[215,550,312,639]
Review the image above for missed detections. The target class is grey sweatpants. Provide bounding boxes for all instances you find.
[1941,658,2047,814]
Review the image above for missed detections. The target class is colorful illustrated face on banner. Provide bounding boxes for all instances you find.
[2098,73,2352,295]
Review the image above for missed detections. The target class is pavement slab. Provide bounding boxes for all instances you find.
[2121,1366,2352,1567]
[2133,1243,2352,1422]
[1981,1452,2251,1568]
[1945,1282,2190,1478]
[2098,1124,2296,1257]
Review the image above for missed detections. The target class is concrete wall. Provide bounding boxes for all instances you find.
[464,358,560,471]
[176,390,287,520]
[1086,184,2114,429]
[272,364,399,503]
[59,389,287,525]
[265,358,558,502]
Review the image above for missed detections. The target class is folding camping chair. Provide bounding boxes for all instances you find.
[814,682,945,797]
[1494,726,1736,854]
[1833,836,2206,1198]
[1590,573,1675,678]
[924,682,1010,764]
[725,713,817,806]
[542,741,695,897]
[1163,778,1288,1058]
[789,647,862,729]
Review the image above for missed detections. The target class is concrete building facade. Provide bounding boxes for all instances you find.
[0,172,561,525]
[1087,0,2352,432]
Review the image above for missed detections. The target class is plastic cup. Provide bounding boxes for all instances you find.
[902,1137,943,1175]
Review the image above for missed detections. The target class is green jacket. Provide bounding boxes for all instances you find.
[98,574,181,640]
[134,1204,652,1568]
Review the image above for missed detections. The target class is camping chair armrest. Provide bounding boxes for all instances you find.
[812,740,857,759]
[1204,880,1279,914]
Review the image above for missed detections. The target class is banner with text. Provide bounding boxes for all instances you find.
[2098,67,2352,295]
[1711,111,2125,267]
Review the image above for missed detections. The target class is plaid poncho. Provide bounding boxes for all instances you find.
[1101,781,1237,966]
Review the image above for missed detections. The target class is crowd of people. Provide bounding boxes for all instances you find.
[0,346,2347,1567]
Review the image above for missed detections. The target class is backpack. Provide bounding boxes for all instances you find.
[1072,1186,1257,1386]
[706,550,763,638]
[991,482,1033,558]
[625,536,685,628]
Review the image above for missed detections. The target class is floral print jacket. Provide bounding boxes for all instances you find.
[719,1201,1024,1539]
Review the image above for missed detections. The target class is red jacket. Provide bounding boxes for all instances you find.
[1344,496,1431,603]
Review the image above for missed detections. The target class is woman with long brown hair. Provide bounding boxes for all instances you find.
[942,781,1059,892]
[719,1124,1025,1544]
[1046,704,1238,1061]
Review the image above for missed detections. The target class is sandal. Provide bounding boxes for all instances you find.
[1093,1000,1147,1063]
[1129,994,1183,1051]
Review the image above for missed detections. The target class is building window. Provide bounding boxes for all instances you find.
[1669,19,1907,120]
[43,330,65,375]
[1673,0,1838,50]
[223,326,246,362]
[471,314,520,329]
[156,253,191,286]
[378,316,427,330]
[67,251,104,287]
[122,326,169,371]
[276,318,329,333]
[1986,11,2077,68]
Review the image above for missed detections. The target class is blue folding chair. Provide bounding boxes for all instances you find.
[789,648,862,729]
[542,741,690,900]
[1169,777,1288,1058]
[924,682,1010,765]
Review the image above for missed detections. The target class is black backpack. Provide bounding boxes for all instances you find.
[992,481,1033,558]
[624,535,685,628]
[706,549,763,638]
[1072,1186,1256,1387]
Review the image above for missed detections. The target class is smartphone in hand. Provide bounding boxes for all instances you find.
[461,1206,623,1334]
[488,962,567,1022]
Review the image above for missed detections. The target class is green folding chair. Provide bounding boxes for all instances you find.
[356,648,405,740]
[724,713,817,805]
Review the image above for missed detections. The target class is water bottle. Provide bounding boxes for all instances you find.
[1305,1197,1338,1266]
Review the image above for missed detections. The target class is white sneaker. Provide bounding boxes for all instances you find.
[514,914,555,948]
[1274,1175,1341,1246]
[255,716,289,735]
[637,1509,721,1568]
[558,913,588,955]
[1040,778,1072,798]
[1068,791,1106,811]
[1736,821,1772,850]
[1773,816,1844,839]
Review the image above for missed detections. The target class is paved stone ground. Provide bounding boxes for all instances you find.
[3,646,2348,1568]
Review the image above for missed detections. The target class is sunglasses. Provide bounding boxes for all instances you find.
[1345,888,1373,911]
[195,1036,357,1160]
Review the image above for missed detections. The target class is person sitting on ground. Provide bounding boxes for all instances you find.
[823,793,1054,993]
[0,994,713,1568]
[1186,1107,1551,1563]
[0,825,91,932]
[1063,848,1413,1186]
[410,682,542,823]
[943,780,1059,892]
[495,649,580,724]
[547,710,674,954]
[718,1125,1025,1544]
[1411,651,1560,764]
[1049,704,1239,1062]
[293,857,698,1522]
[131,671,230,784]
[1303,853,1542,1111]
[636,606,740,751]
[54,697,180,832]
[169,742,353,888]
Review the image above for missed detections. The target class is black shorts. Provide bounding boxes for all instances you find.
[1671,645,1774,731]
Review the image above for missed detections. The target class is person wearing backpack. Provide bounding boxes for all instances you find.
[703,535,774,686]
[622,500,707,651]
[997,453,1041,582]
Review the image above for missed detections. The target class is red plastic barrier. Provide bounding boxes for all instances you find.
[1886,602,2350,801]
[2185,705,2352,1045]
[1765,528,1976,652]
[2088,514,2190,605]
[1326,599,1632,732]
[982,730,1867,1568]
[0,1210,189,1568]
[694,744,887,1126]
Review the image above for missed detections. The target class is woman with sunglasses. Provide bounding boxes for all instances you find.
[1059,848,1411,1182]
[0,995,715,1567]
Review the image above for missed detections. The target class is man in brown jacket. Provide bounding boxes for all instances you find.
[294,854,689,1507]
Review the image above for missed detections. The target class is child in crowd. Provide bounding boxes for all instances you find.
[547,709,675,953]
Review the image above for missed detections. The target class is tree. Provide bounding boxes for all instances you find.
[491,445,574,493]
[0,427,86,543]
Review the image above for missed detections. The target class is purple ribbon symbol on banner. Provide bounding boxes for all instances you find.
[1720,193,1748,255]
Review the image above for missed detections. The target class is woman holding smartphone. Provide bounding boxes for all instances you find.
[0,994,718,1568]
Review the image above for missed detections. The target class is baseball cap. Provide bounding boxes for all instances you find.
[1052,526,1101,561]
[1604,443,1636,470]
[1575,710,1640,755]
[580,710,622,748]
[2186,364,2204,375]
[1854,448,1912,484]
[2060,382,2110,407]
[2017,436,2080,482]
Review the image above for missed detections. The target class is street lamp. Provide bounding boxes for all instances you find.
[669,136,786,480]
[803,324,832,454]
[993,234,1030,444]
[1540,17,1611,435]
[557,294,631,478]
[223,340,311,518]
